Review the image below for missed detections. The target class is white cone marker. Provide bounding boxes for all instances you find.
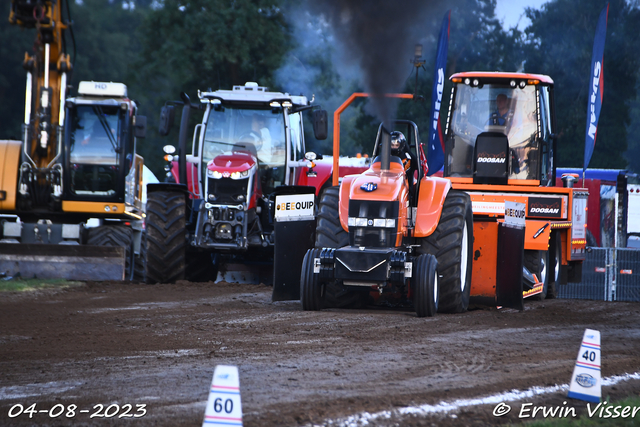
[567,328,601,403]
[202,365,243,426]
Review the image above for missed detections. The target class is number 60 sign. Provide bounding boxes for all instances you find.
[203,365,243,426]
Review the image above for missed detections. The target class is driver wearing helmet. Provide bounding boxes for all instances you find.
[390,131,411,174]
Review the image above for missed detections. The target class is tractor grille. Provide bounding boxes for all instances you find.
[207,177,248,204]
[348,200,399,248]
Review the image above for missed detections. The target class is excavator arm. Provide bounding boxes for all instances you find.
[8,0,73,210]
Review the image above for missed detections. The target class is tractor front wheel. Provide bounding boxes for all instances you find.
[413,254,438,318]
[300,248,323,311]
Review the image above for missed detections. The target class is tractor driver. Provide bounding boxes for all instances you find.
[390,131,411,174]
[488,93,511,126]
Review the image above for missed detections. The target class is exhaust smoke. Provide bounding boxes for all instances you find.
[312,0,438,127]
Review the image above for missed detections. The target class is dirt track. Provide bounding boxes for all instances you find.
[1,281,639,426]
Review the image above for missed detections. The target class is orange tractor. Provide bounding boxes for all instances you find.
[301,94,474,317]
[300,72,587,315]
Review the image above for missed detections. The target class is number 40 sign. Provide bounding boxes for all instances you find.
[568,329,601,403]
[202,365,243,426]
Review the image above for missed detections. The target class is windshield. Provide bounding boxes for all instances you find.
[202,105,286,192]
[447,84,539,179]
[68,105,122,197]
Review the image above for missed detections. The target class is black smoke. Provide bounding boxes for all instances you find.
[312,0,441,127]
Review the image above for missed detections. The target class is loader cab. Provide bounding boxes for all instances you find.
[63,82,143,205]
[444,73,556,186]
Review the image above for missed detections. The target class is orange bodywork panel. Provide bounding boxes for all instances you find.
[524,220,553,251]
[0,140,21,211]
[414,177,451,238]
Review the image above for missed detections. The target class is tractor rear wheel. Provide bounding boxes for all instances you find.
[413,254,438,318]
[315,186,348,248]
[145,191,187,284]
[300,248,323,311]
[420,190,473,313]
[87,225,134,281]
[526,249,550,300]
[315,186,362,308]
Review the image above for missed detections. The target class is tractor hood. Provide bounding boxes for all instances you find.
[207,152,256,177]
[349,161,406,202]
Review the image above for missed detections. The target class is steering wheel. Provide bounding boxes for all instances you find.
[238,131,262,148]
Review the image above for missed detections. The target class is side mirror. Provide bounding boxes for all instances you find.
[133,115,147,139]
[312,109,328,140]
[159,105,175,136]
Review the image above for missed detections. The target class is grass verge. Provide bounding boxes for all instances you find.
[0,277,83,292]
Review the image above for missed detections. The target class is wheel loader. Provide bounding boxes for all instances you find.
[0,1,150,281]
[442,72,587,305]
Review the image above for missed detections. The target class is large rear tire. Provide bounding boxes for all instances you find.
[526,249,550,300]
[414,254,438,318]
[300,248,323,311]
[314,186,362,308]
[420,190,473,313]
[87,225,133,281]
[315,186,349,248]
[145,191,187,284]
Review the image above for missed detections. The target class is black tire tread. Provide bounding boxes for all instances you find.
[315,186,349,248]
[87,225,133,281]
[414,254,438,317]
[145,191,187,284]
[420,190,472,313]
[301,248,323,311]
[314,186,361,308]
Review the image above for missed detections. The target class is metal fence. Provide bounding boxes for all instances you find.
[557,248,640,302]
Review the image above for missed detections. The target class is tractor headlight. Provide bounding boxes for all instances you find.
[230,170,249,180]
[207,170,223,179]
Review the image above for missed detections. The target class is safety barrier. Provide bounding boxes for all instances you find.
[557,248,640,302]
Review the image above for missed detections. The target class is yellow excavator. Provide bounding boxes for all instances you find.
[0,0,150,281]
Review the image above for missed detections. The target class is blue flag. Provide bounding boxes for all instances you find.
[583,4,608,173]
[426,10,450,176]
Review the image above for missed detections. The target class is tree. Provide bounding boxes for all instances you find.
[524,0,640,169]
[133,0,292,175]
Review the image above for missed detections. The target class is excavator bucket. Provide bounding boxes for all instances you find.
[0,243,125,281]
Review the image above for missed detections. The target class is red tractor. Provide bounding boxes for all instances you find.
[146,83,368,287]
